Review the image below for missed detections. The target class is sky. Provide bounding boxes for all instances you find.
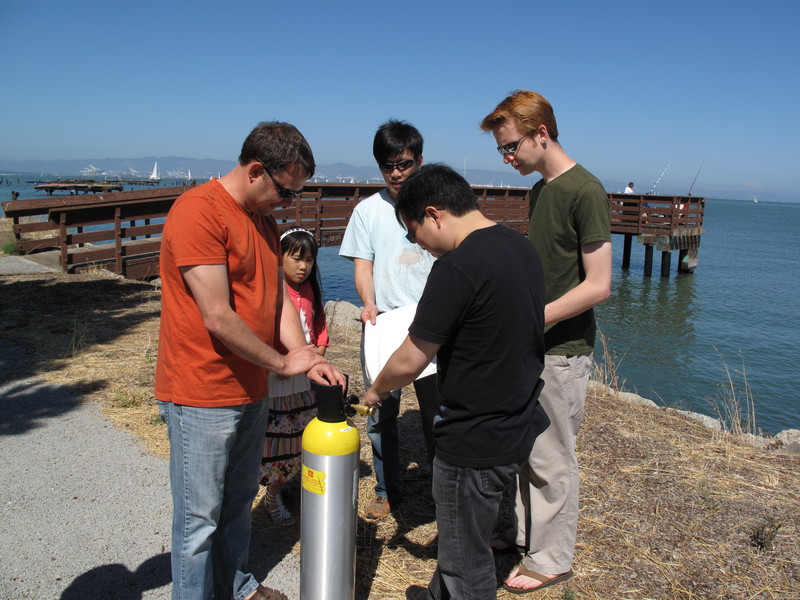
[1,0,799,201]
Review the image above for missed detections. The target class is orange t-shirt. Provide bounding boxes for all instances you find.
[155,179,280,407]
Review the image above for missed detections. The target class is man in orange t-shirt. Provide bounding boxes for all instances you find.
[155,121,344,600]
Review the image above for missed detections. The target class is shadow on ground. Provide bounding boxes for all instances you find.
[0,273,160,373]
[0,375,106,435]
[0,273,159,429]
[60,553,171,600]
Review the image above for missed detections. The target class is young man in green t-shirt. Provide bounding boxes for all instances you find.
[481,90,612,593]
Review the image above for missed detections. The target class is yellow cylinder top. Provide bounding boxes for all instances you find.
[302,417,360,456]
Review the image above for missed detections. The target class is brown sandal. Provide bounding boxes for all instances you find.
[502,566,574,594]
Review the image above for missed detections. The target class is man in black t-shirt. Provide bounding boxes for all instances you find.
[363,164,549,600]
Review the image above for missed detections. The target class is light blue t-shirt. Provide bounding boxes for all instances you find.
[339,189,435,312]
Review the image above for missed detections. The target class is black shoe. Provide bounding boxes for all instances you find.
[405,584,429,600]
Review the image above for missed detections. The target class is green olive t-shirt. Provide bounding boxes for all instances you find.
[527,164,611,356]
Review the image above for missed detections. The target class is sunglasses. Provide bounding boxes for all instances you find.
[496,134,529,156]
[379,158,416,174]
[261,163,304,200]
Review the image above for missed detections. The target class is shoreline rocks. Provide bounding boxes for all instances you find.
[589,381,800,453]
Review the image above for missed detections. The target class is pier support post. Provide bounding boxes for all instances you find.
[622,234,632,270]
[643,244,653,277]
[660,251,671,277]
[679,247,699,273]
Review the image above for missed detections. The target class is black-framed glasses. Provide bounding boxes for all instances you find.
[261,163,304,200]
[404,208,446,244]
[496,134,529,156]
[379,158,416,174]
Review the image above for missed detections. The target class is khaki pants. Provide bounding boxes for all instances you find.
[513,353,592,574]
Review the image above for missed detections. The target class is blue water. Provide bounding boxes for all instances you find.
[317,198,800,435]
[594,198,799,435]
[3,176,797,434]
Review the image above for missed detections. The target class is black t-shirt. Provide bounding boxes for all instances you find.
[409,224,549,468]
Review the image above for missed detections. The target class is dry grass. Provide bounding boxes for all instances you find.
[0,214,59,255]
[1,267,798,600]
[1,216,16,254]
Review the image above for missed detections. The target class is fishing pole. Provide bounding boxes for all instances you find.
[649,162,671,194]
[687,161,704,196]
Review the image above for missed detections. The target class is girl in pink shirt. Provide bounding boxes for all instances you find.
[259,229,329,526]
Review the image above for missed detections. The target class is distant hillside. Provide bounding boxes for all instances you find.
[0,157,534,188]
[0,157,237,180]
[1,157,789,202]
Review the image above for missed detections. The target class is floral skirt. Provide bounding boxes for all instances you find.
[259,389,317,486]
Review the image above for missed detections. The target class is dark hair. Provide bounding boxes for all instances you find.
[239,121,316,178]
[280,230,325,329]
[394,163,478,224]
[373,119,423,164]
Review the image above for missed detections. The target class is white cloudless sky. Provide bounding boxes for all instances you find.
[1,0,798,199]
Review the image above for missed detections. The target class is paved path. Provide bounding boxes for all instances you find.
[0,337,173,599]
[0,255,58,276]
[0,258,304,599]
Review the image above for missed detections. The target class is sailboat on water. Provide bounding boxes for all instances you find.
[149,161,161,183]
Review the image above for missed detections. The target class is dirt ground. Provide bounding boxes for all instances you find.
[1,257,798,599]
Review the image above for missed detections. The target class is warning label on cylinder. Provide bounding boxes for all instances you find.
[302,464,326,495]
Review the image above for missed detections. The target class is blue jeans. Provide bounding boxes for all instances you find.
[159,400,268,600]
[366,374,439,501]
[427,456,524,600]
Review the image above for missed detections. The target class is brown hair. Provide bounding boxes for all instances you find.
[480,90,559,142]
[239,121,316,178]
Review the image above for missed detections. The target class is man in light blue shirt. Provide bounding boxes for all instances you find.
[339,120,437,520]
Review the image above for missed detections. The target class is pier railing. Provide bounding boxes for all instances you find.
[2,185,705,279]
[608,193,705,235]
[608,193,706,276]
[1,183,530,280]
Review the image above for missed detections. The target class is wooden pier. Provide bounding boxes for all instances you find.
[608,193,706,276]
[33,181,124,195]
[2,184,704,280]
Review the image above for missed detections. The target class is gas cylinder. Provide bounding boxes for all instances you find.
[299,377,372,600]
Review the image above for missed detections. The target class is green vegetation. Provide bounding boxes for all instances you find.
[111,388,152,409]
[65,316,90,358]
[750,517,782,552]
